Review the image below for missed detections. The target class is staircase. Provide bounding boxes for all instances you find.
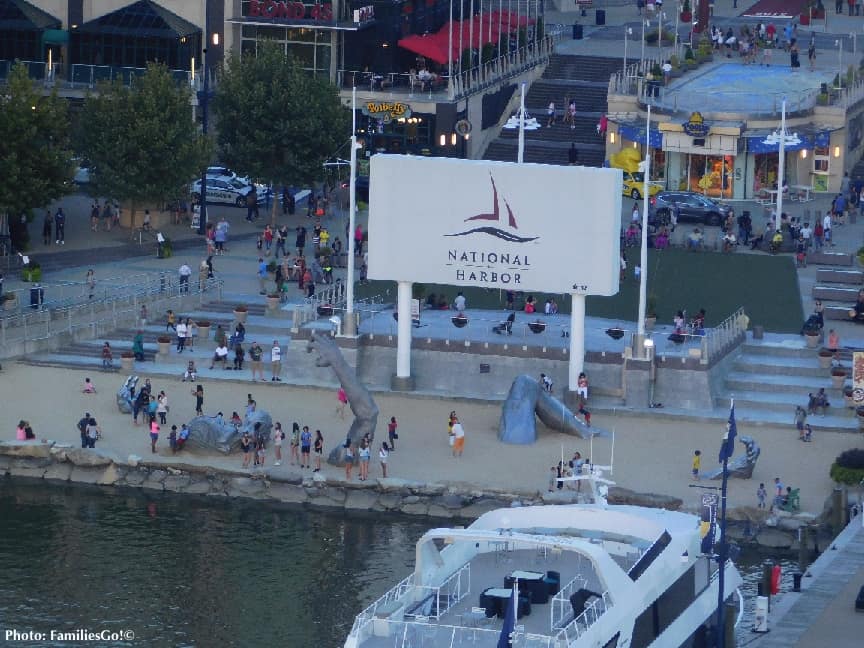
[716,340,857,431]
[483,54,622,167]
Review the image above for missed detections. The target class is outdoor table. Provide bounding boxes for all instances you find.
[791,185,814,202]
[506,570,549,604]
[481,587,513,618]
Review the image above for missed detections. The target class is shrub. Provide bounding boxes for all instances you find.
[837,448,864,469]
[684,47,695,61]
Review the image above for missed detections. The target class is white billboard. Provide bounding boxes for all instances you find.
[367,156,622,295]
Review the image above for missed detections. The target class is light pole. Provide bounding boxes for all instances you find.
[197,30,219,236]
[637,104,651,346]
[345,87,360,336]
[658,11,667,62]
[836,39,843,87]
[624,27,633,76]
[762,97,801,232]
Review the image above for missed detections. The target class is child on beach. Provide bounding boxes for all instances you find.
[169,425,178,454]
[757,483,767,508]
[540,373,553,393]
[692,450,701,480]
[82,377,96,394]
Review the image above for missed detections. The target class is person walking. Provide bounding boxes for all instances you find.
[77,412,91,448]
[233,342,245,371]
[757,482,767,508]
[387,416,398,450]
[240,432,252,468]
[176,318,187,353]
[249,341,265,381]
[85,269,96,300]
[54,207,66,244]
[313,429,324,472]
[149,417,159,453]
[290,422,301,465]
[257,257,268,295]
[132,331,145,361]
[157,391,169,425]
[178,262,192,294]
[101,342,113,370]
[270,340,282,382]
[192,384,204,416]
[358,438,371,480]
[691,450,701,480]
[335,387,348,418]
[451,417,465,457]
[344,441,355,480]
[86,417,100,448]
[42,210,52,246]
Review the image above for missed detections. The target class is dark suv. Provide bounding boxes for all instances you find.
[649,191,733,226]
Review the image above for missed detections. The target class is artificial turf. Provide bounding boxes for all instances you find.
[355,248,804,333]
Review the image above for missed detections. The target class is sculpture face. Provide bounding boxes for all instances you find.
[186,410,273,454]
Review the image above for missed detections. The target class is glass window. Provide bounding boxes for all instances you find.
[288,42,315,69]
[316,44,331,71]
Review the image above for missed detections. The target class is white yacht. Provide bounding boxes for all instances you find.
[344,470,742,648]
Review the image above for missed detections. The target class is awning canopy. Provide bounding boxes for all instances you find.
[0,0,60,31]
[74,0,199,38]
[398,10,534,66]
[618,122,663,148]
[745,127,833,153]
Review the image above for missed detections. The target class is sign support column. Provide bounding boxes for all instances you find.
[569,293,586,391]
[392,280,415,391]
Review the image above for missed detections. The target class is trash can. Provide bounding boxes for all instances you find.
[29,284,43,310]
[753,325,764,340]
[596,9,606,25]
[572,23,583,40]
[792,572,803,592]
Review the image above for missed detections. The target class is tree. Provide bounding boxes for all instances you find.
[75,63,211,227]
[213,43,350,225]
[0,62,72,249]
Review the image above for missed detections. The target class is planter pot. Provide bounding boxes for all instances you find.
[318,306,334,317]
[233,309,248,324]
[645,316,657,331]
[831,373,847,388]
[158,340,171,355]
[197,325,210,340]
[606,328,625,340]
[3,295,18,311]
[528,322,547,334]
[266,296,280,310]
[120,356,134,372]
[818,352,834,369]
[805,332,820,348]
[845,393,855,408]
[451,316,469,328]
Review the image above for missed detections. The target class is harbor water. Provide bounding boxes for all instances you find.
[0,479,799,647]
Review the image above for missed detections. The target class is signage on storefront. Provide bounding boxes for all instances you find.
[682,111,710,137]
[362,101,412,121]
[353,5,375,22]
[246,0,333,22]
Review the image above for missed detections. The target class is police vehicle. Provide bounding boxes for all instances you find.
[191,176,260,207]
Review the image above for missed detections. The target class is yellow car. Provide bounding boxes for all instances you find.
[622,171,663,200]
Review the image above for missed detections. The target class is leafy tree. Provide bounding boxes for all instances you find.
[213,43,351,225]
[75,63,211,227]
[0,62,72,249]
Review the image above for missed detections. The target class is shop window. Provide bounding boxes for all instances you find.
[813,146,830,192]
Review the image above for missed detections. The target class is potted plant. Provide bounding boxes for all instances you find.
[804,324,821,348]
[157,335,172,355]
[21,263,42,283]
[818,347,835,369]
[2,293,17,311]
[196,320,211,340]
[645,295,658,331]
[233,304,248,323]
[120,351,135,372]
[680,0,692,23]
[318,303,335,317]
[831,366,848,388]
[266,293,281,310]
[844,386,855,408]
[528,320,547,334]
[451,313,469,328]
[696,36,713,62]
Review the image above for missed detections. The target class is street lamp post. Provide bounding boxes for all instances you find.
[345,87,360,336]
[624,27,633,77]
[197,31,219,236]
[762,97,800,232]
[641,18,648,72]
[836,39,843,87]
[658,11,666,62]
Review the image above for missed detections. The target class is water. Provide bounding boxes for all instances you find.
[0,479,801,647]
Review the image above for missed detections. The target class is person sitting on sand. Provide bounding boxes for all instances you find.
[82,377,96,394]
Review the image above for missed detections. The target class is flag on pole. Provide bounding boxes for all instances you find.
[718,402,737,463]
[496,583,517,648]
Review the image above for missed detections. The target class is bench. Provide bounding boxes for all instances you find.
[812,285,861,301]
[816,269,864,284]
[808,251,854,267]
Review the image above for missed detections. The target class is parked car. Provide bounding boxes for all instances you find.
[649,191,733,226]
[206,166,267,191]
[621,171,663,200]
[191,177,260,207]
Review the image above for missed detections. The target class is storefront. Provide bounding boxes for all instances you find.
[356,100,436,155]
[0,0,61,62]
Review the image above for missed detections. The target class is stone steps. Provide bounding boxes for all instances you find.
[812,285,860,301]
[717,390,852,414]
[808,251,854,266]
[816,268,863,284]
[740,341,813,358]
[733,357,826,378]
[544,55,622,83]
[725,371,838,394]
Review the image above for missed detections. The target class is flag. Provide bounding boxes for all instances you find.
[718,403,737,463]
[496,584,516,648]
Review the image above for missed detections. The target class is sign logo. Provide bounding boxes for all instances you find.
[445,174,538,243]
[683,111,710,137]
[246,1,333,22]
[362,101,411,122]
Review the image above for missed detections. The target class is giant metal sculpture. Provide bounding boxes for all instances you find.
[185,410,273,454]
[499,375,601,444]
[307,331,379,465]
[705,435,761,480]
[116,375,140,414]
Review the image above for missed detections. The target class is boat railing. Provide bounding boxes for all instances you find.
[554,590,613,643]
[348,572,415,638]
[405,562,472,620]
[550,574,587,630]
[371,619,557,648]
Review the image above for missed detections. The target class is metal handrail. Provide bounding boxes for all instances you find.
[700,307,747,364]
[555,589,612,643]
[348,571,416,637]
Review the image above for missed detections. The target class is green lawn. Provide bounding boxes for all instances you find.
[356,248,804,333]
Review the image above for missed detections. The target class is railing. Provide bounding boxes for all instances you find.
[407,562,471,621]
[451,36,557,100]
[348,571,416,639]
[640,84,820,117]
[550,573,587,631]
[0,59,193,90]
[699,307,747,365]
[554,589,613,644]
[0,275,222,353]
[366,619,557,648]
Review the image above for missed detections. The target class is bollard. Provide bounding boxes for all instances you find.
[793,572,803,592]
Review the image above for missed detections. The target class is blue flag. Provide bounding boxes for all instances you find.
[496,585,516,648]
[718,404,737,463]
